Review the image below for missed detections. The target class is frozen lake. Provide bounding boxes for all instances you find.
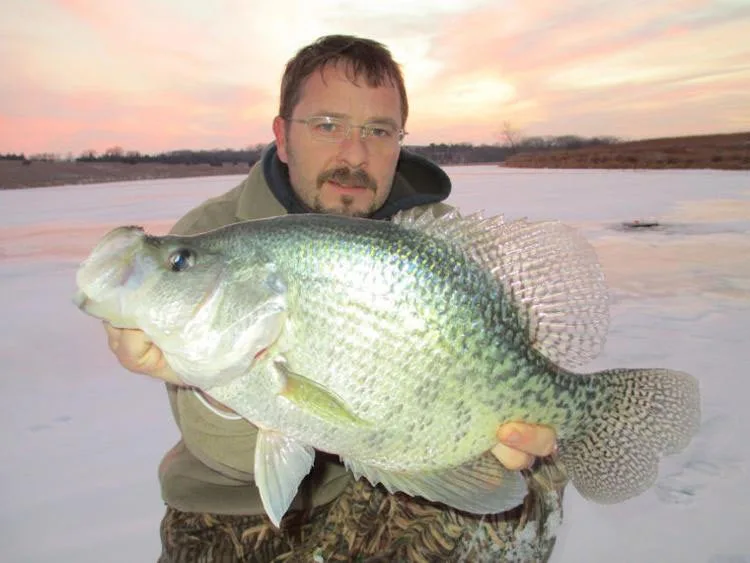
[1,166,749,562]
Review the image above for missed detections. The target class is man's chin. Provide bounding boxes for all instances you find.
[316,192,378,217]
[319,203,375,218]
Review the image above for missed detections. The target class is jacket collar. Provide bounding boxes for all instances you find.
[260,142,452,221]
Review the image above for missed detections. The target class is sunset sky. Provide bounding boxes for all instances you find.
[2,0,749,156]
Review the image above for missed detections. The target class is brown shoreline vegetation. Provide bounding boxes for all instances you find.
[2,132,748,191]
[0,161,254,190]
[503,132,750,170]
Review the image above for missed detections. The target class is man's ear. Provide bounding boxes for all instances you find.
[272,116,289,163]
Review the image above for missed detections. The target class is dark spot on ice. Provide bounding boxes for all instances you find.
[707,555,750,563]
[28,416,72,432]
[610,220,750,236]
[620,219,662,230]
[655,417,742,506]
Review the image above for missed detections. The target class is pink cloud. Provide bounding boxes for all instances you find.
[2,1,748,154]
[428,0,750,78]
[0,79,274,155]
[402,0,750,140]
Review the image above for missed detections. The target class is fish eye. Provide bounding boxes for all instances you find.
[168,248,195,272]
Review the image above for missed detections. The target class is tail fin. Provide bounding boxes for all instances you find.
[561,368,700,503]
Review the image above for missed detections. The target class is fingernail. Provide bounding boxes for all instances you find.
[503,431,521,445]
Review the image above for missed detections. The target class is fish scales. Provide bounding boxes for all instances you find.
[226,216,577,461]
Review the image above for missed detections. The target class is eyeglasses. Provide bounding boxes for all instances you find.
[286,115,407,145]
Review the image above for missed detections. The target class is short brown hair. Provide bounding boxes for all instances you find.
[279,35,408,127]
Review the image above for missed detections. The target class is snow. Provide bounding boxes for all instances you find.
[1,167,749,562]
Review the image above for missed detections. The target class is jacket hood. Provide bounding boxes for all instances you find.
[262,143,451,220]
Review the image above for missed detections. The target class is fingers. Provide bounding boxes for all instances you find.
[492,422,558,470]
[104,323,142,357]
[102,322,183,385]
[103,321,122,351]
[497,422,557,457]
[491,442,535,471]
[104,323,152,370]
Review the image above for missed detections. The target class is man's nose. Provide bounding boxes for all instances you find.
[336,127,369,168]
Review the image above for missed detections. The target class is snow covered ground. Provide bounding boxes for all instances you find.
[1,166,748,562]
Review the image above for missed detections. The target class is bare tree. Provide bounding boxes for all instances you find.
[499,121,523,153]
[104,146,125,160]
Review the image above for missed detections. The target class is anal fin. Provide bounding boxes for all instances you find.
[344,453,528,514]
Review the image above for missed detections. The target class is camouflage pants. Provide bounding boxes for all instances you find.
[158,460,566,563]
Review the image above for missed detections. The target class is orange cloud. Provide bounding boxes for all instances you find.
[402,0,750,141]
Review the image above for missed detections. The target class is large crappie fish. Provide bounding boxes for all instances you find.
[74,209,700,527]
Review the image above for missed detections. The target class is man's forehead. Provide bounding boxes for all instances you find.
[296,62,401,118]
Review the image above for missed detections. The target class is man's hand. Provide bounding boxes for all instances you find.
[492,423,557,470]
[103,323,238,414]
[103,323,183,385]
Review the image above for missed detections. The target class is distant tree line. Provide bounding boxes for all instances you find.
[0,153,27,160]
[409,135,620,165]
[0,146,267,167]
[1,134,622,167]
[1,152,31,162]
[74,145,267,166]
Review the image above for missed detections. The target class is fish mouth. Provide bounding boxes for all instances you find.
[73,289,89,312]
[72,289,90,312]
[73,225,147,326]
[72,287,137,328]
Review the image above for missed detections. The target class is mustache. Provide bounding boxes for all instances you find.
[317,167,377,191]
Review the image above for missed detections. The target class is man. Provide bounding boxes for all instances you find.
[105,35,564,562]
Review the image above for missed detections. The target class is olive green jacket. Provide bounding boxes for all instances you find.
[158,144,453,515]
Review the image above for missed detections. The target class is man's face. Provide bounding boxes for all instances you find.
[273,62,402,217]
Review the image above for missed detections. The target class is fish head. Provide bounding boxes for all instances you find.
[74,225,226,331]
[74,224,287,388]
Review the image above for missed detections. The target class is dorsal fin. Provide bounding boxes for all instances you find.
[393,207,609,369]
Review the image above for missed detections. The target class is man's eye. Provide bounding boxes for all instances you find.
[366,126,394,138]
[168,249,195,272]
[313,119,342,134]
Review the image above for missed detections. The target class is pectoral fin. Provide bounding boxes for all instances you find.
[275,361,367,426]
[254,429,315,527]
[344,453,528,514]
